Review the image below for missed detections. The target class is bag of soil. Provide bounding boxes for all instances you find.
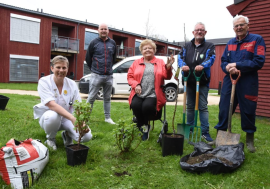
[180,142,245,174]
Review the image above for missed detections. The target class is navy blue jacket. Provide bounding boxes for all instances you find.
[221,32,265,75]
[221,32,266,101]
[85,37,116,75]
[178,38,215,87]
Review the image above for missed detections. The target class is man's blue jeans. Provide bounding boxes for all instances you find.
[86,73,113,119]
[186,84,209,134]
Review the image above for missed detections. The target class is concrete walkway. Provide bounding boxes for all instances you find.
[0,89,220,105]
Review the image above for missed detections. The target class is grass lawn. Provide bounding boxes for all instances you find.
[209,89,218,94]
[0,94,269,188]
[0,83,38,91]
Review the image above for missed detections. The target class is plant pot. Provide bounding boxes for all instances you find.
[162,133,184,157]
[65,144,89,166]
[0,95,9,110]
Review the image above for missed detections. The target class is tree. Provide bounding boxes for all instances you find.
[144,10,167,41]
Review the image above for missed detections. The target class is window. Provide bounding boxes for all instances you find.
[113,60,134,73]
[10,14,41,44]
[10,55,39,82]
[83,61,91,76]
[135,39,142,55]
[84,28,98,50]
[168,46,181,55]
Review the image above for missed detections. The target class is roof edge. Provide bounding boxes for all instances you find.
[226,0,256,17]
[0,3,180,47]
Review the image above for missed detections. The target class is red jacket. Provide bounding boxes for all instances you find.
[127,56,173,111]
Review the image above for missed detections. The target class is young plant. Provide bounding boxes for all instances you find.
[73,100,91,146]
[112,118,142,153]
[171,67,181,136]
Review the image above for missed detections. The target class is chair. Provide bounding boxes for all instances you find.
[132,104,168,144]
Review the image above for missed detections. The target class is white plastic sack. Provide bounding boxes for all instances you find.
[0,138,49,189]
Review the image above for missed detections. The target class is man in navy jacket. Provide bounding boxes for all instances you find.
[214,15,266,152]
[178,22,216,143]
[85,23,116,124]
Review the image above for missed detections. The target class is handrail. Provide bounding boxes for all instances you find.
[51,35,80,53]
[116,45,135,58]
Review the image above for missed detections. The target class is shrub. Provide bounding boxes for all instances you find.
[73,100,91,146]
[112,118,141,153]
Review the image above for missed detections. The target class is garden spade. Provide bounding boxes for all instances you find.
[216,71,241,147]
[177,70,191,140]
[188,70,204,143]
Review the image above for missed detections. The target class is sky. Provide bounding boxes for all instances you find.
[0,0,236,42]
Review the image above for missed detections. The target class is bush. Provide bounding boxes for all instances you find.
[112,118,142,153]
[73,100,91,146]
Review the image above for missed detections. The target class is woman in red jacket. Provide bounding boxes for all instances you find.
[127,39,175,141]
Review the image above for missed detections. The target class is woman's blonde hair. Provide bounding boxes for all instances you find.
[51,55,69,67]
[139,39,157,53]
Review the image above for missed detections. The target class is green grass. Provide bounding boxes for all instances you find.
[0,94,270,188]
[209,89,218,94]
[0,83,38,91]
[209,89,220,96]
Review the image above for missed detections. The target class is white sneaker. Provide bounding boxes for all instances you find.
[44,139,57,150]
[61,131,73,147]
[105,118,116,124]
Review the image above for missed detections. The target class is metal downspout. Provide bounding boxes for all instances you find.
[75,22,79,80]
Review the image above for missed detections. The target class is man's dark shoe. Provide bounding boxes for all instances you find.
[246,133,256,153]
[202,132,214,142]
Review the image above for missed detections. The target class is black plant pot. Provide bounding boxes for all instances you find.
[0,95,9,110]
[162,133,184,157]
[65,144,89,166]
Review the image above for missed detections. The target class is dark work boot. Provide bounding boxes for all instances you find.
[246,133,256,153]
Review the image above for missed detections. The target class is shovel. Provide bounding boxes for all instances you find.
[216,71,241,146]
[177,70,191,140]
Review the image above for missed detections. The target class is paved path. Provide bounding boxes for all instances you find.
[0,89,220,105]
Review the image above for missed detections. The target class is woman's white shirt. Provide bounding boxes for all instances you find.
[33,74,81,119]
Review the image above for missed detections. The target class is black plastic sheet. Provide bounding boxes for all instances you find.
[180,142,245,174]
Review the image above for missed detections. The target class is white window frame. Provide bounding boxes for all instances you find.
[84,28,99,50]
[85,28,98,33]
[168,46,181,51]
[10,13,41,44]
[9,54,39,82]
[135,39,143,43]
[10,54,40,61]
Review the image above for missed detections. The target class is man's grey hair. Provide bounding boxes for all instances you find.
[194,22,206,30]
[233,15,249,24]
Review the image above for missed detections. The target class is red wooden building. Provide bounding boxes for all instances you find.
[0,3,181,83]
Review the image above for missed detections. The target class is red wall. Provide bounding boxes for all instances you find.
[0,6,183,82]
[209,45,226,89]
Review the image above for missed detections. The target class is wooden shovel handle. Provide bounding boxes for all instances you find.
[230,70,241,85]
[227,70,241,133]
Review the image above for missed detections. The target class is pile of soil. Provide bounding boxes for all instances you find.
[186,154,233,166]
[67,144,88,151]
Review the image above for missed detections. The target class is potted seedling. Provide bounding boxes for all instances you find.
[112,117,142,154]
[65,100,91,166]
[161,67,184,157]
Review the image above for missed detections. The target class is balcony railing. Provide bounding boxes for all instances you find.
[116,45,135,58]
[51,36,79,54]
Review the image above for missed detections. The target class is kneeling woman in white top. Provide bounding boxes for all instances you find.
[33,55,92,150]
